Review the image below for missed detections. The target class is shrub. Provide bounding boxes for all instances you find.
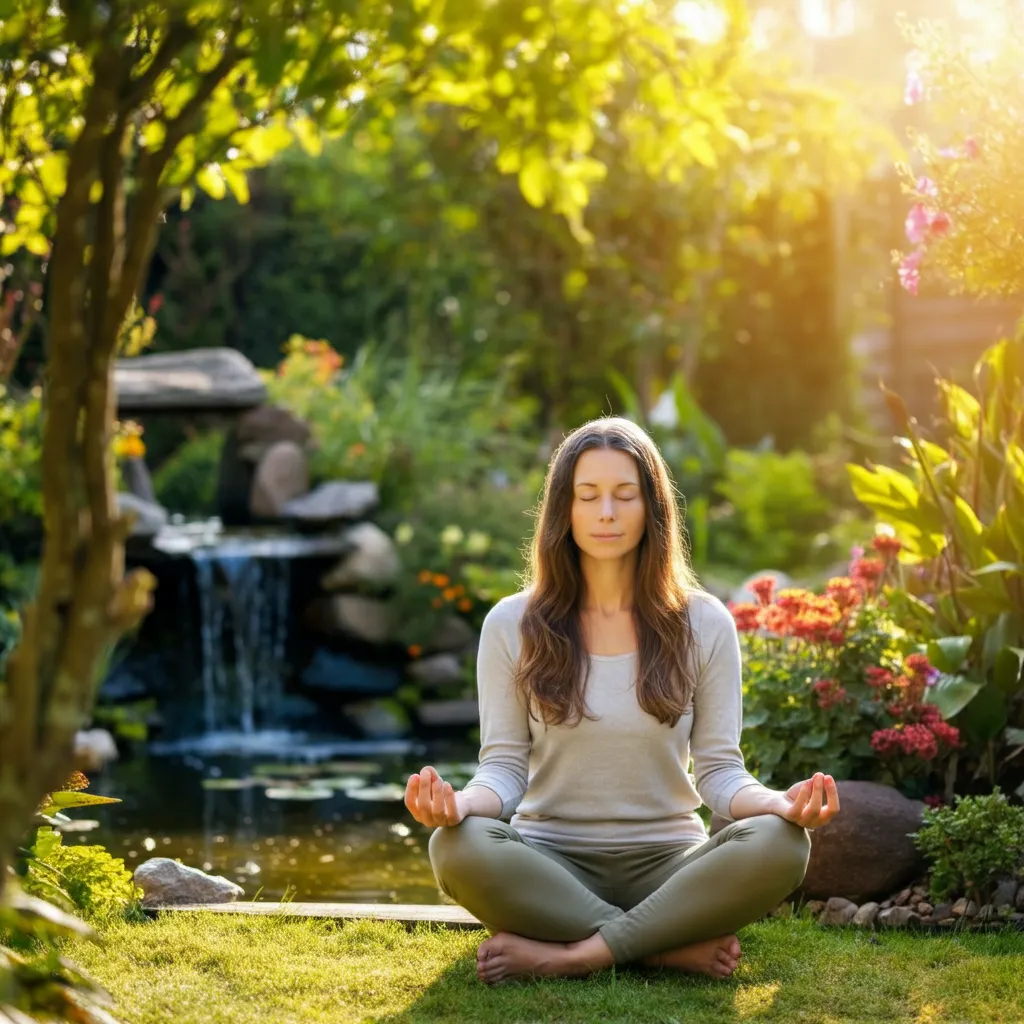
[734,549,962,799]
[152,430,225,518]
[911,789,1024,907]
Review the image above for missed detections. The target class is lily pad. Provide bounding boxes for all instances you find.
[316,760,382,775]
[252,763,322,778]
[264,786,334,801]
[202,777,258,791]
[344,783,407,802]
[314,776,379,790]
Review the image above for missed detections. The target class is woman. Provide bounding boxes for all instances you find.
[404,417,840,984]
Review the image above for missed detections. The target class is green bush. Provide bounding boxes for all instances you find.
[709,447,831,572]
[152,430,225,518]
[0,383,42,524]
[912,790,1024,907]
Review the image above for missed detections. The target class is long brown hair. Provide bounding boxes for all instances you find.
[514,417,701,728]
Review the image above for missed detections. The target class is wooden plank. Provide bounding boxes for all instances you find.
[148,901,482,930]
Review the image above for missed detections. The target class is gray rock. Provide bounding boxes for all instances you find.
[852,902,880,928]
[878,906,920,929]
[122,457,156,504]
[407,653,464,688]
[818,897,859,926]
[250,441,309,519]
[730,570,794,606]
[894,887,912,907]
[916,902,933,917]
[116,348,266,413]
[117,492,168,537]
[930,902,953,921]
[283,481,379,524]
[416,699,478,728]
[1017,883,1024,912]
[993,880,1019,909]
[429,615,476,654]
[795,782,927,903]
[952,898,978,918]
[236,405,312,463]
[320,522,400,590]
[305,594,392,644]
[977,904,997,922]
[73,728,119,772]
[300,649,402,696]
[135,857,244,907]
[803,900,827,917]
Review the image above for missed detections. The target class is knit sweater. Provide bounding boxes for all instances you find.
[463,588,761,847]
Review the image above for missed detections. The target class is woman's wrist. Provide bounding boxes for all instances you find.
[727,783,786,821]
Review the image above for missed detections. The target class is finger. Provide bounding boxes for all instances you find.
[824,775,840,814]
[788,778,813,817]
[431,775,448,824]
[443,782,460,825]
[404,773,421,817]
[417,767,437,824]
[800,774,824,825]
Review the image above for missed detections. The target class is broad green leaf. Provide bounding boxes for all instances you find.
[41,791,120,813]
[291,114,323,158]
[972,561,1023,576]
[992,646,1024,694]
[195,164,227,200]
[221,162,250,204]
[742,709,769,728]
[518,154,551,208]
[940,381,980,439]
[1005,727,1024,746]
[956,681,1008,744]
[797,730,830,749]
[925,673,983,719]
[927,635,973,673]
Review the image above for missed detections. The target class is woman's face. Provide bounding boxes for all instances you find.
[570,447,646,560]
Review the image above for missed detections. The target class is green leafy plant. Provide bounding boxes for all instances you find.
[911,789,1024,907]
[847,338,1024,794]
[152,430,225,518]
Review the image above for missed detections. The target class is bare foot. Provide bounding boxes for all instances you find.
[640,934,742,978]
[476,932,609,984]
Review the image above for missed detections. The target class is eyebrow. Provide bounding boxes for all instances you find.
[574,480,640,488]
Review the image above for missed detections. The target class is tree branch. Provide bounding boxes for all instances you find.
[120,19,200,113]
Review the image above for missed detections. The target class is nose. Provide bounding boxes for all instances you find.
[600,495,615,520]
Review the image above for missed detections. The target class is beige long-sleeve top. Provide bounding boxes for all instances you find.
[463,588,761,847]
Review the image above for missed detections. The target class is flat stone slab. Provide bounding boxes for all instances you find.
[151,901,481,929]
[116,348,267,413]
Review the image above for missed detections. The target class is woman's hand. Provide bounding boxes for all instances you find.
[404,765,467,828]
[773,772,841,830]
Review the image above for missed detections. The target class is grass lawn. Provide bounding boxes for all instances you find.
[68,912,1024,1024]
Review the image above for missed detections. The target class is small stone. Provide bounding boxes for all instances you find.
[804,900,827,917]
[931,902,953,922]
[952,898,979,918]
[819,897,859,926]
[977,904,997,922]
[879,899,894,910]
[770,903,793,919]
[407,652,464,688]
[878,906,920,929]
[283,480,379,524]
[916,902,933,917]
[911,885,928,900]
[852,902,880,928]
[893,887,913,907]
[938,918,956,928]
[992,880,1019,909]
[135,858,243,907]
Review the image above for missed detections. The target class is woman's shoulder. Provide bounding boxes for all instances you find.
[684,587,736,637]
[481,588,533,634]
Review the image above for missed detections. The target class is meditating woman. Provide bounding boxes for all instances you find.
[404,417,840,984]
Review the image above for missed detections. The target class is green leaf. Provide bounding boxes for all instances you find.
[1005,727,1024,746]
[925,672,983,719]
[796,730,830,749]
[956,682,1008,744]
[992,646,1024,695]
[40,792,121,814]
[518,154,551,208]
[927,636,973,673]
[742,709,769,728]
[221,162,250,204]
[195,164,226,200]
[291,114,323,158]
[972,561,1024,576]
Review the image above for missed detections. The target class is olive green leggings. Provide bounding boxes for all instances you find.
[429,814,810,964]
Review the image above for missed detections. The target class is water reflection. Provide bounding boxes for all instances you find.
[78,745,476,904]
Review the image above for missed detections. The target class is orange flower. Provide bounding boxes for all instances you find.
[457,598,473,612]
[407,644,422,658]
[348,442,367,458]
[443,587,458,601]
[431,596,444,609]
[432,574,450,588]
[453,585,465,598]
[729,602,762,633]
[417,570,433,584]
[747,576,777,607]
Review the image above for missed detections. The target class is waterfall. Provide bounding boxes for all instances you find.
[189,549,292,735]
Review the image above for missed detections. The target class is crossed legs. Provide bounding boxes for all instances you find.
[429,815,810,982]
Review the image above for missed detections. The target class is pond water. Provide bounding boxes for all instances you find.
[71,735,479,905]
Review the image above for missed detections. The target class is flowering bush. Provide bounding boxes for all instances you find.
[733,543,962,800]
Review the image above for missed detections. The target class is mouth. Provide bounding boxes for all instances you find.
[591,533,624,540]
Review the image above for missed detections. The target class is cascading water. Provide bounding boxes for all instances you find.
[190,549,292,737]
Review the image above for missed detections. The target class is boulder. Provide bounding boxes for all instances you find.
[249,440,309,519]
[320,522,400,590]
[416,699,479,728]
[115,348,266,413]
[236,405,312,463]
[117,493,168,537]
[930,902,953,922]
[301,649,402,696]
[952,898,978,918]
[407,653,464,688]
[878,906,920,929]
[134,858,244,907]
[346,698,409,740]
[121,457,157,504]
[304,594,391,644]
[283,481,379,524]
[817,897,858,927]
[429,615,476,654]
[993,880,1019,909]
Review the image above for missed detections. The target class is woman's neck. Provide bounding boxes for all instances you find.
[578,551,638,614]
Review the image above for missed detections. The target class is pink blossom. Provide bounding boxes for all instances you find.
[916,176,938,197]
[904,69,925,105]
[964,136,980,159]
[905,203,930,245]
[899,249,923,295]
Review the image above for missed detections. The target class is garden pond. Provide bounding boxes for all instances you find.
[70,734,480,904]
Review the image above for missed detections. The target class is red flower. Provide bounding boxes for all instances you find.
[865,666,894,688]
[148,293,164,315]
[871,535,902,558]
[760,604,793,637]
[825,576,861,612]
[851,557,886,592]
[728,602,761,633]
[827,629,846,646]
[931,721,961,748]
[812,678,848,710]
[747,575,777,607]
[904,653,931,675]
[923,795,944,809]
